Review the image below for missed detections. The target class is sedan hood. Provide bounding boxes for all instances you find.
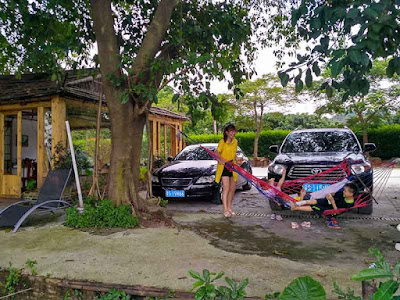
[274,152,366,165]
[154,160,217,177]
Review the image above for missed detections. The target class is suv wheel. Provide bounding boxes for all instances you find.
[211,183,222,204]
[357,192,374,215]
[269,199,283,211]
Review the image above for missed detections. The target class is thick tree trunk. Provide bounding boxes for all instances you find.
[91,0,179,213]
[91,0,147,212]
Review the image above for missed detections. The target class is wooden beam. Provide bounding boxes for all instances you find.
[51,96,67,163]
[0,113,4,194]
[37,107,45,189]
[163,125,167,158]
[157,121,161,157]
[17,111,22,177]
[170,125,177,157]
[65,98,108,112]
[152,121,157,157]
[0,101,51,112]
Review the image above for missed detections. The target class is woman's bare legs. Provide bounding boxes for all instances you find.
[227,177,236,214]
[222,176,231,216]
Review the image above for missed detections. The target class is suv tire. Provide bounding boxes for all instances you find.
[242,182,251,190]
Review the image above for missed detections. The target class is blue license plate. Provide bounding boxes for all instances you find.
[303,183,330,193]
[165,189,185,197]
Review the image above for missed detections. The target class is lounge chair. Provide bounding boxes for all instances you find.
[0,169,72,232]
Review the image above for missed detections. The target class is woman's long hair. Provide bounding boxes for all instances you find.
[223,124,237,142]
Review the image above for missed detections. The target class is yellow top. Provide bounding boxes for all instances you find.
[215,138,238,183]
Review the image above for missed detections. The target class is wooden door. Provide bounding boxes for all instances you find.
[0,112,22,197]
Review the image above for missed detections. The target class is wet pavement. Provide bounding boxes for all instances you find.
[168,168,400,265]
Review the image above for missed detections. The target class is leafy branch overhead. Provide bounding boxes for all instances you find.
[278,0,400,100]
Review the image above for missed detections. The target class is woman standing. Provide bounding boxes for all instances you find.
[215,124,243,218]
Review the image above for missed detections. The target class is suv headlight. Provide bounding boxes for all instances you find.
[196,175,215,184]
[152,175,160,183]
[270,164,285,175]
[351,162,371,174]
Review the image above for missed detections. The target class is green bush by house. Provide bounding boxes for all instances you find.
[189,125,400,160]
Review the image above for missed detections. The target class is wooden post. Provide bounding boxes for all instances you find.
[170,125,177,157]
[157,121,161,157]
[152,121,157,158]
[0,113,4,194]
[51,96,67,164]
[17,111,22,177]
[37,107,45,189]
[163,124,167,158]
[177,123,182,151]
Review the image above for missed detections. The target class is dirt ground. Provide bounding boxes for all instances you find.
[0,169,399,299]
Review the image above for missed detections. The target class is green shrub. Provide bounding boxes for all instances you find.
[65,199,139,228]
[140,167,148,181]
[190,125,400,159]
[189,130,290,158]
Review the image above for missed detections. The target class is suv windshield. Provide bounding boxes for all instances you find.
[281,131,360,153]
[175,146,216,160]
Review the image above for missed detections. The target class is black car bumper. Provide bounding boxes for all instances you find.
[152,182,219,199]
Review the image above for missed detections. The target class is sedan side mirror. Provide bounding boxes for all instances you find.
[269,145,279,154]
[364,143,376,152]
[167,156,174,162]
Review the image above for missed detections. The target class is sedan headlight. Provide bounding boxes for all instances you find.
[351,162,371,175]
[270,164,286,175]
[152,175,160,183]
[196,175,215,184]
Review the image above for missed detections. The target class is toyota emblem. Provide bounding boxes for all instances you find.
[311,168,322,174]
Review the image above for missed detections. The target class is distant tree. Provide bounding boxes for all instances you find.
[229,74,295,157]
[315,60,400,144]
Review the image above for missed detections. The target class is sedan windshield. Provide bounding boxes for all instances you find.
[175,146,216,160]
[281,131,360,153]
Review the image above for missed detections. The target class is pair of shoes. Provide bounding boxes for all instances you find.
[301,221,311,228]
[326,218,340,229]
[291,222,299,229]
[223,211,232,218]
[229,210,236,216]
[271,214,283,221]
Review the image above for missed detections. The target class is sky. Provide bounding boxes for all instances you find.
[209,48,319,115]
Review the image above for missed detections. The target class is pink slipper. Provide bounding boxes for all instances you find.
[291,222,299,229]
[301,221,311,228]
[276,215,283,221]
[223,211,232,218]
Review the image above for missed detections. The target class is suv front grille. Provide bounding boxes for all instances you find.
[161,178,192,187]
[288,165,347,180]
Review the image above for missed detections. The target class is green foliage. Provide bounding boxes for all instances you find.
[25,259,37,276]
[26,179,37,191]
[95,289,131,300]
[53,142,93,171]
[140,167,148,182]
[189,269,248,300]
[189,125,400,160]
[279,0,400,100]
[2,263,21,295]
[279,276,326,300]
[65,199,139,229]
[159,198,168,208]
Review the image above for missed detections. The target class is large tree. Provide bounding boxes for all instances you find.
[0,0,273,214]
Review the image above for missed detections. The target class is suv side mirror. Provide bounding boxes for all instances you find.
[269,145,279,154]
[364,143,376,152]
[167,156,174,162]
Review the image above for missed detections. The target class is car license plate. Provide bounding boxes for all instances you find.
[303,183,330,193]
[165,189,185,197]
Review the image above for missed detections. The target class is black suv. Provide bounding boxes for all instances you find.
[268,128,376,214]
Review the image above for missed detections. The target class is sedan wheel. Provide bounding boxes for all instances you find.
[211,183,223,204]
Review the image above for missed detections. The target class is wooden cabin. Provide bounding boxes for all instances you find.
[0,72,189,198]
